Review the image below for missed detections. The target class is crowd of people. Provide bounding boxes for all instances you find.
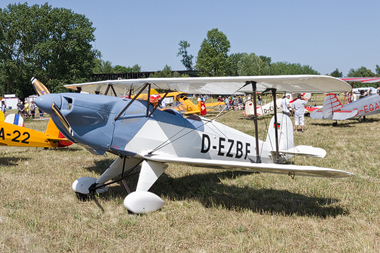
[0,100,45,120]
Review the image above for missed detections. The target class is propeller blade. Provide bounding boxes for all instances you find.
[31,77,50,96]
[51,102,73,136]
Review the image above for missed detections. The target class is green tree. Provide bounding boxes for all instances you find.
[149,65,181,78]
[177,40,193,70]
[330,68,342,77]
[93,60,114,74]
[114,65,129,73]
[347,66,375,77]
[196,28,230,76]
[237,53,270,76]
[130,64,141,73]
[269,62,319,75]
[227,53,244,76]
[376,65,380,76]
[0,3,99,97]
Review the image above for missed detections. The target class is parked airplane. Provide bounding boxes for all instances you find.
[33,75,353,213]
[310,92,380,124]
[0,79,72,148]
[245,93,320,117]
[0,116,72,148]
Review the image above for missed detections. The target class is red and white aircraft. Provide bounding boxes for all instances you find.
[311,77,380,124]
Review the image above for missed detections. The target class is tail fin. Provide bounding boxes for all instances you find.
[46,118,60,137]
[266,113,294,161]
[45,118,73,147]
[322,93,343,119]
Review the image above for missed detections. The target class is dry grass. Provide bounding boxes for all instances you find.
[1,109,380,252]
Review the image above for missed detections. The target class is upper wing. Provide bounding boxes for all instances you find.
[142,153,353,178]
[341,77,380,83]
[64,75,352,96]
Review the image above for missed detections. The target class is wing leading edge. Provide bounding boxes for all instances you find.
[64,75,352,96]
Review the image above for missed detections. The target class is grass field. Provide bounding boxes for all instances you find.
[1,109,379,252]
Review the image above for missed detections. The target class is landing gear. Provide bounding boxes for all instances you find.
[75,192,90,201]
[332,121,338,127]
[71,157,168,213]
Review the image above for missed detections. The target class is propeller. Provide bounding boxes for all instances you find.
[51,102,73,136]
[31,77,50,96]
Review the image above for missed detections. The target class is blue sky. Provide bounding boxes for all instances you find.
[4,1,380,76]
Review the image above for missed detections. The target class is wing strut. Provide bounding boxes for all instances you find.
[248,81,261,163]
[270,88,280,164]
[104,84,118,97]
[114,82,150,121]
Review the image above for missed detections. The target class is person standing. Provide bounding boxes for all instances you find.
[358,89,369,121]
[281,94,291,116]
[1,101,6,114]
[257,95,262,105]
[30,101,36,119]
[291,94,308,132]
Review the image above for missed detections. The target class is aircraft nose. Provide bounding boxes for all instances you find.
[34,94,62,114]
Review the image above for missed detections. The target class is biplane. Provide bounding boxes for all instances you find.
[33,75,353,213]
[311,77,380,124]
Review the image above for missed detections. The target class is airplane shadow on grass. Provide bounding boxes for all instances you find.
[84,160,348,218]
[0,156,31,166]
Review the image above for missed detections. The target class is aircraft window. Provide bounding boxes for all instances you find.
[63,97,73,110]
[163,109,176,115]
[187,115,201,121]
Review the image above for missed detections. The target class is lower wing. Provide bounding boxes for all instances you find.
[142,153,353,178]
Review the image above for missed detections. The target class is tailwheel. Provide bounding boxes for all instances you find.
[332,122,338,127]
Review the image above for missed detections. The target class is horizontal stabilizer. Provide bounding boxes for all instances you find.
[272,145,326,158]
[332,109,358,120]
[310,110,324,119]
[142,153,353,178]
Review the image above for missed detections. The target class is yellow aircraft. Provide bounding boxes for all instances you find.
[135,91,224,115]
[0,117,72,147]
[0,79,72,148]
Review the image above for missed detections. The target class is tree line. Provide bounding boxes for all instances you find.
[1,3,379,99]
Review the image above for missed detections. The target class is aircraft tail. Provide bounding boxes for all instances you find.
[45,118,72,147]
[310,93,357,120]
[266,114,326,162]
[322,93,343,119]
[266,114,294,161]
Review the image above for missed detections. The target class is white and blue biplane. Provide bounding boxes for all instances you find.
[33,75,354,214]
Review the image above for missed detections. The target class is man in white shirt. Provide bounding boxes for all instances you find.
[281,94,291,116]
[291,94,308,132]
